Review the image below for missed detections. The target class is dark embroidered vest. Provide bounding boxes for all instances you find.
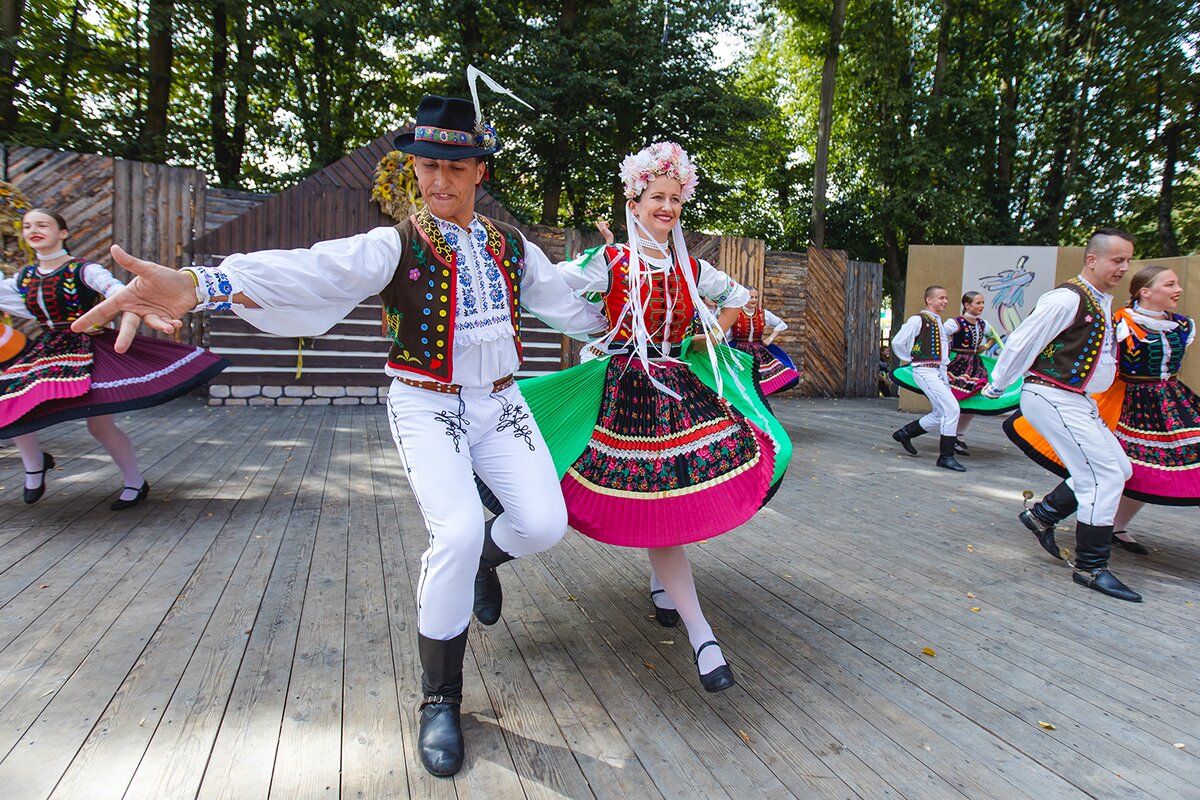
[601,245,699,345]
[1027,279,1110,393]
[948,316,985,354]
[1118,312,1192,380]
[908,312,943,364]
[378,209,524,382]
[16,259,103,330]
[731,307,765,342]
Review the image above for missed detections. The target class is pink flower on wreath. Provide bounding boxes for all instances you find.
[408,268,420,281]
[619,141,699,201]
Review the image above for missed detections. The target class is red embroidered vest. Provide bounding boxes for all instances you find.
[731,307,765,342]
[601,245,698,345]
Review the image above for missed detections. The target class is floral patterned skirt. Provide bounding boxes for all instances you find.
[0,327,229,437]
[947,352,988,400]
[1116,379,1200,505]
[730,340,800,395]
[520,345,791,547]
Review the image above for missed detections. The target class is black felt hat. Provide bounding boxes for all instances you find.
[393,96,500,160]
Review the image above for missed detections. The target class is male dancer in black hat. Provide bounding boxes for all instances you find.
[73,91,606,775]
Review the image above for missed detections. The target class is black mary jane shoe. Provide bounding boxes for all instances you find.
[649,589,680,628]
[418,697,464,776]
[695,640,736,693]
[110,481,150,511]
[953,438,969,455]
[23,452,55,505]
[1112,532,1150,555]
[1072,567,1142,603]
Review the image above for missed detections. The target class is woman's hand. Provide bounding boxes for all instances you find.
[596,220,615,245]
[71,245,197,352]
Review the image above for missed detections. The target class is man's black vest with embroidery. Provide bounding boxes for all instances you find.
[1027,279,1109,393]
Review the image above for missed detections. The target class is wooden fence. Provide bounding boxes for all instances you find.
[845,259,884,396]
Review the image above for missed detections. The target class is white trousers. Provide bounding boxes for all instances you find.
[913,365,960,436]
[386,379,567,640]
[1020,383,1132,526]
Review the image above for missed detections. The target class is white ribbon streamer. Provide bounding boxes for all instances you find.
[466,64,533,126]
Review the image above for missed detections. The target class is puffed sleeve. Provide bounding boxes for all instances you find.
[943,317,961,336]
[520,236,607,340]
[556,244,612,295]
[891,315,922,362]
[222,227,402,337]
[763,308,787,332]
[697,260,750,308]
[0,275,34,318]
[80,263,125,297]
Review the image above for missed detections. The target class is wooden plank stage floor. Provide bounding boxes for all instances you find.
[1,396,1197,800]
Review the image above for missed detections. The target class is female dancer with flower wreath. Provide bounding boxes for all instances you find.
[521,143,792,692]
[1006,264,1199,554]
[0,209,228,507]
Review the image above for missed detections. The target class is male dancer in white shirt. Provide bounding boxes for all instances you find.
[983,229,1139,601]
[72,95,608,773]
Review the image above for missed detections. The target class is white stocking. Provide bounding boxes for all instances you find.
[87,416,144,500]
[649,568,676,610]
[646,546,726,674]
[13,432,46,490]
[956,413,974,436]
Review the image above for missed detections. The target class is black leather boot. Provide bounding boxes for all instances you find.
[935,435,966,471]
[473,518,514,626]
[1018,481,1077,559]
[417,630,469,776]
[892,420,927,455]
[1071,522,1142,602]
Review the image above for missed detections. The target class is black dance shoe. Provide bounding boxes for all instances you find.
[936,436,966,471]
[1112,532,1150,555]
[110,481,150,511]
[649,589,680,627]
[1018,510,1065,560]
[418,697,464,776]
[953,437,969,455]
[891,421,925,456]
[473,566,502,626]
[23,452,55,505]
[1072,567,1142,603]
[695,640,736,693]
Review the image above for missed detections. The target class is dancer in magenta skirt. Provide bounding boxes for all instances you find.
[0,209,228,507]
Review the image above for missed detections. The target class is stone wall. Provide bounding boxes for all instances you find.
[207,385,387,406]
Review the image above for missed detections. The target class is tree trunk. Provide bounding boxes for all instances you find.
[229,2,251,182]
[1157,120,1180,257]
[211,0,231,181]
[0,0,24,133]
[48,0,81,135]
[931,0,951,101]
[140,0,174,162]
[810,0,848,249]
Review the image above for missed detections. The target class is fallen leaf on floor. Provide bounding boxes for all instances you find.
[1038,721,1056,730]
[40,584,48,589]
[566,595,576,602]
[642,661,656,671]
[659,641,674,645]
[738,730,751,744]
[921,647,936,657]
[966,592,976,599]
[966,544,975,552]
[950,507,957,512]
[1174,743,1186,749]
[970,607,981,613]
[139,718,146,726]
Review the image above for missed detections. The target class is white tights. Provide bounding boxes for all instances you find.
[647,546,726,674]
[14,416,144,499]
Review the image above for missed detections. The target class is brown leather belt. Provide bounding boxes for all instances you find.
[396,374,514,395]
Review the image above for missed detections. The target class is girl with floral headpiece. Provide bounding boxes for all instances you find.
[516,142,792,693]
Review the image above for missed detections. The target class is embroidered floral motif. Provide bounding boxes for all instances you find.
[408,268,420,281]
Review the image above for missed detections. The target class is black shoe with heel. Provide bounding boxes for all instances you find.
[1112,531,1149,555]
[650,589,680,627]
[110,481,150,511]
[23,452,55,504]
[695,640,736,693]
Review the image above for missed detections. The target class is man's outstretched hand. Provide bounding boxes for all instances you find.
[72,245,198,352]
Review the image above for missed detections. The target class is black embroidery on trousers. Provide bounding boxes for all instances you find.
[433,394,470,453]
[492,393,535,451]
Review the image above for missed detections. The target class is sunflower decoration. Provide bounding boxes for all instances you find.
[372,150,423,221]
[0,179,34,276]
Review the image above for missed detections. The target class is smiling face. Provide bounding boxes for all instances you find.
[1138,269,1182,312]
[1084,235,1133,292]
[926,288,949,314]
[22,210,69,254]
[744,288,759,313]
[413,156,486,227]
[965,295,985,316]
[630,175,684,242]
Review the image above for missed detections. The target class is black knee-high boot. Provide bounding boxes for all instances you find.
[892,420,927,455]
[1019,481,1077,559]
[936,435,966,471]
[1071,522,1142,602]
[474,518,514,626]
[417,629,470,776]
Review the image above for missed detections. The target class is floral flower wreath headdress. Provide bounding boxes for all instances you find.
[619,141,699,202]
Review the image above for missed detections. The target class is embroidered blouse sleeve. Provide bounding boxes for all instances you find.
[81,263,125,297]
[763,308,787,332]
[891,315,922,362]
[943,317,961,336]
[988,288,1079,390]
[0,275,34,318]
[697,260,750,308]
[520,236,608,340]
[221,226,401,337]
